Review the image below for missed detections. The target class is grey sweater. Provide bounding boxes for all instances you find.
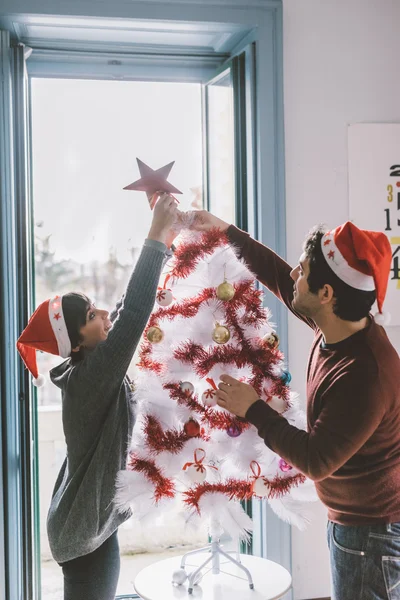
[47,239,167,563]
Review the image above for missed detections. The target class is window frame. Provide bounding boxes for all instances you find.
[1,5,290,596]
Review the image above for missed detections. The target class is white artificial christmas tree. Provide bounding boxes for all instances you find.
[116,227,316,592]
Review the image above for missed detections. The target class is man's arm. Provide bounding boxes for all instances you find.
[189,211,314,329]
[227,225,315,329]
[245,366,384,481]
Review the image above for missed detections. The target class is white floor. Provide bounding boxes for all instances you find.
[41,548,193,600]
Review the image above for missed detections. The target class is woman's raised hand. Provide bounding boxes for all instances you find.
[148,193,179,245]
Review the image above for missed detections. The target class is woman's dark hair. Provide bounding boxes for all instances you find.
[62,292,91,362]
[303,225,376,321]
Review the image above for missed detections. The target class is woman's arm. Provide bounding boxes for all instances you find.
[74,194,178,393]
[109,247,174,323]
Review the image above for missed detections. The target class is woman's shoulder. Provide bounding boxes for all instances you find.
[49,358,74,391]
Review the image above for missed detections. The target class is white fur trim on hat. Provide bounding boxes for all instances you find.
[32,374,46,387]
[321,233,375,291]
[48,295,71,358]
[374,311,391,326]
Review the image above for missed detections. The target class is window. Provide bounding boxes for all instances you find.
[31,78,209,599]
[205,68,235,224]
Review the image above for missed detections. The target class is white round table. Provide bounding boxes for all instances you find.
[134,554,292,600]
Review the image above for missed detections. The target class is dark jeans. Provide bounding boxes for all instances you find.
[60,530,120,600]
[327,521,400,600]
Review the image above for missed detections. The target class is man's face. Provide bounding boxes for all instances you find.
[290,254,321,317]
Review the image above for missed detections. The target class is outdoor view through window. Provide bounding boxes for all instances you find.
[31,77,234,598]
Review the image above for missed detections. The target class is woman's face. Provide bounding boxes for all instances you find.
[73,304,112,351]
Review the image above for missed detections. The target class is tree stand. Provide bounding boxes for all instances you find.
[177,520,254,594]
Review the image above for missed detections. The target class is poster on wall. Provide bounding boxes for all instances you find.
[348,124,400,326]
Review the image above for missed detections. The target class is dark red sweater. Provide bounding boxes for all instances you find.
[228,225,400,525]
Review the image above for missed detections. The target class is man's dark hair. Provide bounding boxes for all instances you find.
[62,292,91,362]
[303,225,376,321]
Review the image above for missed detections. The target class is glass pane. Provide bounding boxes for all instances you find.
[206,70,236,225]
[31,78,207,599]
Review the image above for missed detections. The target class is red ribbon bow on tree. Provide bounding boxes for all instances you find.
[183,448,219,474]
[249,460,268,493]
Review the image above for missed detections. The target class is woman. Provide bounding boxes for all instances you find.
[17,194,179,600]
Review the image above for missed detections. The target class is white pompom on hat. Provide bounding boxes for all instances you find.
[320,222,392,325]
[16,295,72,386]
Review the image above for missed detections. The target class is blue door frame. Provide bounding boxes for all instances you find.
[0,3,289,597]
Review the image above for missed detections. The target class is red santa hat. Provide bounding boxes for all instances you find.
[320,221,392,325]
[16,295,72,387]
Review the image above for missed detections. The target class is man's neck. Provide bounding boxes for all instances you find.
[314,314,369,345]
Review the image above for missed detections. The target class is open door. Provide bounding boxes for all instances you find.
[203,44,256,235]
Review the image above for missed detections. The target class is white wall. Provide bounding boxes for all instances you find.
[282,1,400,598]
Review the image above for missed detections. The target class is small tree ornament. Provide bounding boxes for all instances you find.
[156,274,173,307]
[180,381,195,396]
[146,326,164,343]
[249,461,270,498]
[280,370,292,385]
[184,419,201,438]
[182,449,208,484]
[279,458,293,472]
[202,378,218,407]
[212,323,230,344]
[216,280,235,302]
[172,569,188,586]
[262,331,280,350]
[226,424,242,438]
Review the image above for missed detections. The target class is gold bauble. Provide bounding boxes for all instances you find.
[216,281,235,302]
[146,326,164,343]
[212,323,230,344]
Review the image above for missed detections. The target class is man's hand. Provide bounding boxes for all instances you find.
[189,210,230,232]
[217,374,259,418]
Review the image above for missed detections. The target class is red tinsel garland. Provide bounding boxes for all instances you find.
[144,414,204,453]
[127,454,176,501]
[183,480,253,513]
[163,382,250,433]
[172,340,289,401]
[170,229,229,279]
[182,473,307,513]
[266,472,307,498]
[148,287,215,328]
[137,344,164,374]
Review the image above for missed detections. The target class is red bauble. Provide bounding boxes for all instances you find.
[184,419,201,437]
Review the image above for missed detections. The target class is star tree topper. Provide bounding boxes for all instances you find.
[124,158,182,209]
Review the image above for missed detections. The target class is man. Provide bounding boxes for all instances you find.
[191,211,400,600]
